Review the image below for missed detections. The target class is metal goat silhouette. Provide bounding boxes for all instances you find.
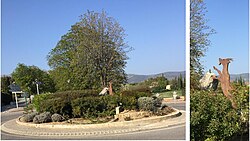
[213,58,237,109]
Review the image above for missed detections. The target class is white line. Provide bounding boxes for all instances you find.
[185,0,191,141]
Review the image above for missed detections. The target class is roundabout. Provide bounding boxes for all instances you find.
[1,102,186,140]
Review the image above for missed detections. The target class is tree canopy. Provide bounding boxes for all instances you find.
[11,63,56,94]
[190,0,215,89]
[1,75,13,93]
[47,10,132,91]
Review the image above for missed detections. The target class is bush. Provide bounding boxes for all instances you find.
[138,97,154,111]
[120,90,151,99]
[71,96,120,118]
[191,84,249,141]
[33,93,53,112]
[119,95,137,110]
[33,90,98,115]
[33,89,153,120]
[151,86,167,93]
[53,90,99,100]
[138,96,163,112]
[33,112,52,124]
[20,112,38,122]
[51,113,65,122]
[153,97,163,107]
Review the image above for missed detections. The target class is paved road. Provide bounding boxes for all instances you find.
[1,102,186,140]
[1,123,185,140]
[165,102,186,111]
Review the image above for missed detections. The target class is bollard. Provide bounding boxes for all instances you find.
[116,106,120,115]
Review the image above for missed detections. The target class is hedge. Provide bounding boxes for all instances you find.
[190,84,249,141]
[33,89,147,118]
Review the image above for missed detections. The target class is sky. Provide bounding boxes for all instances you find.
[1,0,185,75]
[202,0,249,74]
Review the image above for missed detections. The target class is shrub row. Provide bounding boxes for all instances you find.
[120,90,151,99]
[190,84,249,141]
[33,89,147,118]
[151,86,167,93]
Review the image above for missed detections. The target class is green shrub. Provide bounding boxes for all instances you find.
[33,89,153,120]
[38,97,72,117]
[33,93,52,113]
[138,96,163,112]
[232,84,249,135]
[191,84,249,141]
[120,90,151,99]
[33,90,97,114]
[151,86,167,93]
[138,97,154,111]
[119,95,137,110]
[53,90,99,100]
[71,96,118,118]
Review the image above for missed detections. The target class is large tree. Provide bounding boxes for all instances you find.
[1,75,13,93]
[190,0,215,90]
[47,10,132,91]
[11,63,56,94]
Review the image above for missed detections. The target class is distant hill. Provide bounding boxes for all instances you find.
[127,71,185,84]
[230,73,249,82]
[126,71,249,84]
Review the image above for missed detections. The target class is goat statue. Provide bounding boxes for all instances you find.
[213,58,237,109]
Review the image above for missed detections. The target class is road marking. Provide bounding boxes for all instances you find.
[100,123,185,137]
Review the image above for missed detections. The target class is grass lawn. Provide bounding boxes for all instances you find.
[155,90,184,98]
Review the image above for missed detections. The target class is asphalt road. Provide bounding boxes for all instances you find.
[166,102,186,111]
[1,102,186,140]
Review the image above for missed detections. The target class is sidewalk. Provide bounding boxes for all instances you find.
[1,109,185,137]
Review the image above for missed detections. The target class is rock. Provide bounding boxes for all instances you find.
[21,112,38,122]
[51,113,65,122]
[33,112,52,124]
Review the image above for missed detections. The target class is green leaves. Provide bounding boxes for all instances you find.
[190,0,216,90]
[48,10,131,91]
[11,63,56,94]
[191,84,249,140]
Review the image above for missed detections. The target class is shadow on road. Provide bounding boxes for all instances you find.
[1,102,26,112]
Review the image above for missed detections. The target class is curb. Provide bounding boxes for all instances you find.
[15,109,181,129]
[1,109,185,137]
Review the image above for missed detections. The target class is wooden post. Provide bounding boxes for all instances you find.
[109,81,113,96]
[14,92,18,108]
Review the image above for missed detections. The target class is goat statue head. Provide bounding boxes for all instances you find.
[219,58,233,65]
